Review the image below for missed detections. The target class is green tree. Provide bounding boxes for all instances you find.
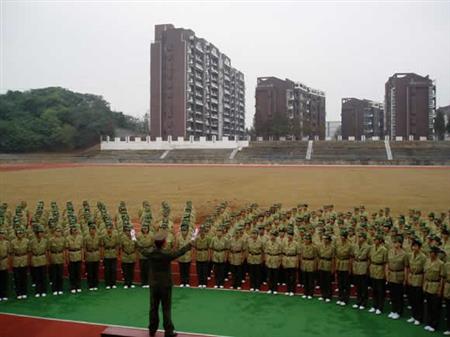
[434,110,446,140]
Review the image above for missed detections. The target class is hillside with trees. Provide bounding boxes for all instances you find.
[0,87,146,152]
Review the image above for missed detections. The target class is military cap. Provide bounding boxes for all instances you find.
[411,237,422,247]
[442,228,450,236]
[375,234,384,242]
[270,229,278,236]
[0,228,6,235]
[15,226,25,234]
[358,232,367,239]
[287,228,294,236]
[88,223,97,230]
[393,235,403,244]
[340,229,348,237]
[430,246,441,254]
[323,233,332,241]
[304,233,312,241]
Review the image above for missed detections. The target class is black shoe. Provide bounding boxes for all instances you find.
[149,331,156,337]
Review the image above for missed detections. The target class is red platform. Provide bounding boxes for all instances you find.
[101,326,213,337]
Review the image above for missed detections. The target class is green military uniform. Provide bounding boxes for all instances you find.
[121,231,136,288]
[209,232,228,287]
[194,231,210,287]
[29,233,48,296]
[265,234,282,293]
[137,229,153,287]
[423,252,443,330]
[0,233,11,299]
[369,242,387,312]
[352,236,370,308]
[48,229,65,294]
[282,234,299,294]
[387,243,408,316]
[66,230,83,291]
[11,233,29,298]
[102,227,119,288]
[229,234,246,289]
[84,228,101,290]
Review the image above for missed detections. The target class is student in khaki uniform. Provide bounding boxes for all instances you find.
[247,228,263,292]
[318,233,334,302]
[423,246,444,332]
[29,225,48,297]
[264,229,282,294]
[300,233,317,299]
[210,226,228,288]
[137,223,153,288]
[194,225,210,288]
[66,224,83,293]
[352,232,370,310]
[121,225,137,289]
[282,228,299,296]
[386,235,408,320]
[0,229,11,301]
[175,223,193,287]
[102,222,119,289]
[406,238,426,326]
[84,223,102,291]
[442,255,450,335]
[335,229,353,306]
[228,228,246,290]
[11,227,29,299]
[48,226,65,295]
[368,234,387,315]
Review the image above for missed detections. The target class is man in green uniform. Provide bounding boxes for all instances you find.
[369,234,387,315]
[229,228,246,290]
[300,233,317,299]
[121,225,137,289]
[247,228,263,292]
[282,228,299,296]
[194,225,210,288]
[210,226,228,288]
[0,228,10,300]
[442,252,450,335]
[137,224,153,288]
[11,226,29,299]
[423,246,443,332]
[406,238,426,326]
[265,229,282,295]
[48,226,65,295]
[102,222,119,289]
[335,229,353,306]
[318,233,334,302]
[387,235,408,320]
[84,223,102,291]
[66,224,83,293]
[29,225,48,297]
[175,223,193,287]
[352,232,370,309]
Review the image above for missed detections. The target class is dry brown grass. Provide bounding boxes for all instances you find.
[1,165,449,221]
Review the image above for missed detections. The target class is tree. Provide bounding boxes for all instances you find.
[0,87,143,152]
[434,110,446,140]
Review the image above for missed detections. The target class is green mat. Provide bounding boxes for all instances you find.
[0,285,430,337]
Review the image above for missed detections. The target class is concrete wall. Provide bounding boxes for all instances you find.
[101,136,249,150]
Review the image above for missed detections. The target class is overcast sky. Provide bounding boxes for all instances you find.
[2,1,449,127]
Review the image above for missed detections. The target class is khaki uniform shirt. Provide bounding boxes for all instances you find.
[387,248,408,284]
[264,240,282,269]
[229,237,246,266]
[66,234,83,262]
[48,236,65,264]
[300,243,317,272]
[335,241,353,271]
[0,240,10,270]
[136,232,153,259]
[442,262,450,299]
[11,237,29,268]
[369,245,387,279]
[423,258,443,295]
[210,236,228,263]
[29,238,48,267]
[247,237,263,265]
[282,239,299,269]
[318,243,334,272]
[84,234,102,262]
[408,251,426,287]
[102,232,119,259]
[353,243,370,275]
[120,235,136,263]
[194,236,210,262]
[176,233,192,263]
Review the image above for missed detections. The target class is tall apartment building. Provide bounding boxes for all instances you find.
[254,76,326,139]
[150,24,245,139]
[385,73,436,140]
[341,98,384,140]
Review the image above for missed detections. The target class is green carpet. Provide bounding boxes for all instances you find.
[0,286,429,337]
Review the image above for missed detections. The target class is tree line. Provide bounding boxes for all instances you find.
[0,87,147,152]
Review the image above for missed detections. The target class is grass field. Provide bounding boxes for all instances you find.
[0,285,432,337]
[0,164,449,219]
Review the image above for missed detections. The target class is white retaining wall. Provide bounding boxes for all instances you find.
[101,136,249,150]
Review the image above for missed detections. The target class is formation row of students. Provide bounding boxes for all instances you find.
[1,200,450,334]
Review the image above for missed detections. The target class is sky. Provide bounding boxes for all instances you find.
[1,1,450,128]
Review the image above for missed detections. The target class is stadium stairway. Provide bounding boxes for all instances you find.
[234,141,309,164]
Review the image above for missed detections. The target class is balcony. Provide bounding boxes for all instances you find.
[195,99,204,106]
